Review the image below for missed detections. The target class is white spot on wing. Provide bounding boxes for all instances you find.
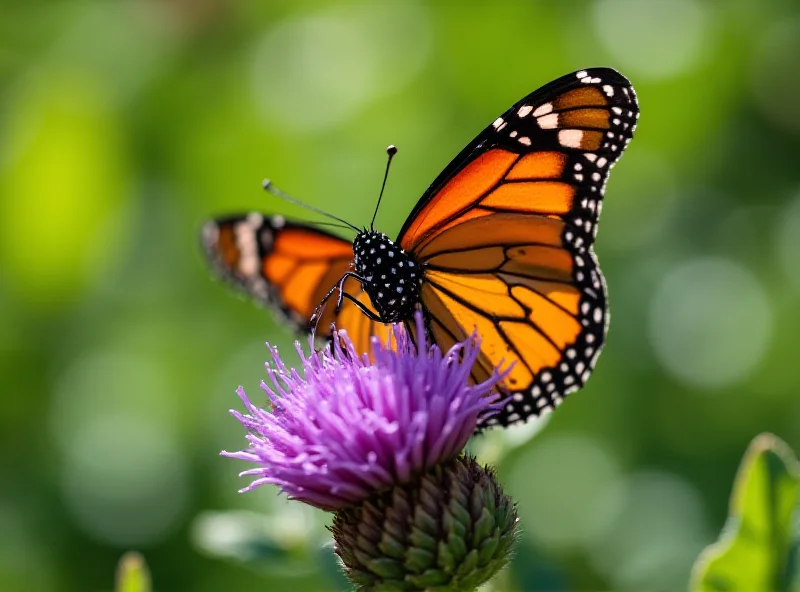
[235,216,263,276]
[247,212,264,225]
[558,129,583,148]
[537,113,559,129]
[202,222,219,245]
[532,102,553,117]
[517,105,533,117]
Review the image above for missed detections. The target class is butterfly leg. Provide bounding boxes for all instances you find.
[322,271,384,322]
[310,283,340,328]
[310,271,378,330]
[338,291,382,322]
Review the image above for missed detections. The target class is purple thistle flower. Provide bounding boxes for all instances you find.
[222,313,505,511]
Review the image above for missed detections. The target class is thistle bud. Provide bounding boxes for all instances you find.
[223,314,518,589]
[332,455,518,591]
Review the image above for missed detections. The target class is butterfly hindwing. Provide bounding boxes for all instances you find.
[417,213,607,426]
[202,214,353,335]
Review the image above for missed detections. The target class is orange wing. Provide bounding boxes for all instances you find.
[202,214,353,333]
[399,68,638,255]
[417,213,606,426]
[396,68,638,427]
[202,213,399,353]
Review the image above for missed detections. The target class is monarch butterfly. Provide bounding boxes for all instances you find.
[202,68,638,428]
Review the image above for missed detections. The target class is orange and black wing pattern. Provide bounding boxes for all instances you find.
[203,213,397,352]
[399,68,639,427]
[202,214,353,336]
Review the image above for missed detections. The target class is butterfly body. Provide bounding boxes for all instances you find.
[204,68,639,429]
[352,231,422,323]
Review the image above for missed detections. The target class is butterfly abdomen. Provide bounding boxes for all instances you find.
[353,231,422,323]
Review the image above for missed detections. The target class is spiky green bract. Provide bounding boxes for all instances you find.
[331,454,518,591]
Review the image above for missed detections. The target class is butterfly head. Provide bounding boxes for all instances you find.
[353,231,422,323]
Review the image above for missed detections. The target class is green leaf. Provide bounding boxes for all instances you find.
[690,433,800,592]
[115,552,151,592]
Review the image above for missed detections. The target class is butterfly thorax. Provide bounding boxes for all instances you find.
[352,231,422,323]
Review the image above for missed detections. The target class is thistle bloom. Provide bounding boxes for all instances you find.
[222,313,504,511]
[223,313,519,590]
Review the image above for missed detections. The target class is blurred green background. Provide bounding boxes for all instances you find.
[2,0,800,590]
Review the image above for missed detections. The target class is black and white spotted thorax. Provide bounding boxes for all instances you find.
[352,231,422,323]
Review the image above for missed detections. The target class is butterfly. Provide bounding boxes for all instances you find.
[202,68,639,428]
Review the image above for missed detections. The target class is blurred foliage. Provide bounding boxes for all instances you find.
[115,552,151,592]
[2,0,800,590]
[190,509,346,587]
[691,433,800,592]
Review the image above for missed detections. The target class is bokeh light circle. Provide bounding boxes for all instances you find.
[507,435,624,549]
[60,413,189,546]
[252,3,431,132]
[49,352,178,450]
[589,470,710,591]
[648,257,772,389]
[592,0,711,81]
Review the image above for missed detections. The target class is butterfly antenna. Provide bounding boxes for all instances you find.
[307,221,358,233]
[262,180,361,232]
[370,145,398,231]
